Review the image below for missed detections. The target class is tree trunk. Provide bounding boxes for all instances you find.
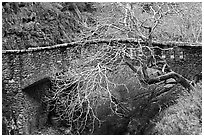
[125,61,194,92]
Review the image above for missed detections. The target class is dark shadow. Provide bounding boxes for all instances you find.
[22,77,52,134]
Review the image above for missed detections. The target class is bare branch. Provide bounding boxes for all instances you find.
[125,60,194,92]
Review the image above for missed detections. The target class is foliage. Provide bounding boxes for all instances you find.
[89,2,201,42]
[150,83,202,135]
[2,2,97,50]
[2,2,201,50]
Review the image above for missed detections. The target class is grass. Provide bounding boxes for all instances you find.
[150,82,202,135]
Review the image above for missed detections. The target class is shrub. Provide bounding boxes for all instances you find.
[150,82,202,135]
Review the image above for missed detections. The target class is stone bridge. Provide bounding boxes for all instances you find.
[2,38,202,134]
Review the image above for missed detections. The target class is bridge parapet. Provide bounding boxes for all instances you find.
[2,39,202,90]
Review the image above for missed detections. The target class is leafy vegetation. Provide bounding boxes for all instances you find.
[150,83,202,135]
[2,2,97,49]
[2,2,201,50]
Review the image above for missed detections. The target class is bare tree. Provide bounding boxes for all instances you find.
[44,2,199,134]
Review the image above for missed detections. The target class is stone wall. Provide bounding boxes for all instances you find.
[2,39,202,134]
[166,46,202,80]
